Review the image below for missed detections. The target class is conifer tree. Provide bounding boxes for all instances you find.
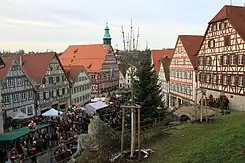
[133,58,165,119]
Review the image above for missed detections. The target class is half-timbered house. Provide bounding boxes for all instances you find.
[158,56,172,107]
[60,24,118,96]
[197,5,245,110]
[20,52,70,114]
[0,57,36,118]
[64,65,91,106]
[169,35,203,109]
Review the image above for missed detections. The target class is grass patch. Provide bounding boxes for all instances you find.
[142,112,245,163]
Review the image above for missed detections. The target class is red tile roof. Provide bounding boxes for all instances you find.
[0,57,5,69]
[209,5,245,41]
[60,44,110,73]
[160,56,172,81]
[0,57,14,79]
[151,49,174,72]
[178,35,203,69]
[64,65,89,84]
[17,52,64,85]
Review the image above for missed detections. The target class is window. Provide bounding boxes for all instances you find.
[208,39,215,48]
[224,36,231,46]
[48,77,53,84]
[59,88,63,96]
[53,90,57,97]
[206,57,212,65]
[45,91,49,99]
[206,74,211,83]
[21,92,27,101]
[212,24,217,31]
[230,55,237,65]
[28,91,33,99]
[13,94,19,102]
[218,75,221,84]
[238,55,243,65]
[20,108,26,114]
[39,92,43,100]
[230,76,235,86]
[8,79,14,87]
[213,74,217,83]
[3,95,10,104]
[183,59,186,65]
[27,106,33,115]
[223,76,228,85]
[223,56,228,65]
[238,76,243,86]
[17,79,22,86]
[199,57,203,65]
[53,76,56,83]
[56,76,60,83]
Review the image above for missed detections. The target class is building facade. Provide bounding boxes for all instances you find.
[197,5,245,110]
[0,57,4,133]
[65,66,91,106]
[169,35,203,109]
[158,56,172,107]
[21,52,70,114]
[125,65,137,89]
[60,24,119,96]
[0,57,36,118]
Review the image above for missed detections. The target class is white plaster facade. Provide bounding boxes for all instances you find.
[158,62,169,107]
[71,70,91,106]
[119,71,126,89]
[125,66,137,89]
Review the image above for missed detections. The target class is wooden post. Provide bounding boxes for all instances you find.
[200,90,203,122]
[137,108,141,160]
[121,107,125,157]
[205,95,208,122]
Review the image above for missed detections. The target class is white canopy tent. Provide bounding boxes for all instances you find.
[85,101,108,115]
[9,111,29,120]
[42,108,63,117]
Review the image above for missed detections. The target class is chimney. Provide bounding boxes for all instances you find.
[19,55,22,66]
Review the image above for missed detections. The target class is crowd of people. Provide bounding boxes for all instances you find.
[0,108,91,163]
[0,93,128,163]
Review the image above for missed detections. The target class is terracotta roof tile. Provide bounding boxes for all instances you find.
[60,44,110,73]
[151,49,174,72]
[17,52,62,85]
[209,5,245,41]
[160,56,172,81]
[0,57,5,69]
[178,35,203,69]
[0,57,14,80]
[64,65,88,83]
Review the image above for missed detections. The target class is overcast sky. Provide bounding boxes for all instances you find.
[0,0,244,52]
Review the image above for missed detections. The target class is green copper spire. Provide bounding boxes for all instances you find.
[103,22,111,39]
[103,22,112,45]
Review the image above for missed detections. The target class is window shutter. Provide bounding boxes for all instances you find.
[243,54,245,64]
[204,73,207,83]
[203,57,206,65]
[227,76,230,85]
[220,56,223,65]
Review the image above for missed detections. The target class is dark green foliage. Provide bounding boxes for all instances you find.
[133,58,165,119]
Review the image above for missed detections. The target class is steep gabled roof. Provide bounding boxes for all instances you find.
[178,35,204,69]
[151,49,174,72]
[118,63,129,77]
[0,57,5,69]
[0,57,14,80]
[209,5,245,41]
[18,52,63,85]
[60,44,111,73]
[160,56,172,82]
[64,65,90,84]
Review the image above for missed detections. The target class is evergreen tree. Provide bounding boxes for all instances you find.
[133,58,165,119]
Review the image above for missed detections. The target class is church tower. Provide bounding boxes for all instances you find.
[103,23,112,46]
